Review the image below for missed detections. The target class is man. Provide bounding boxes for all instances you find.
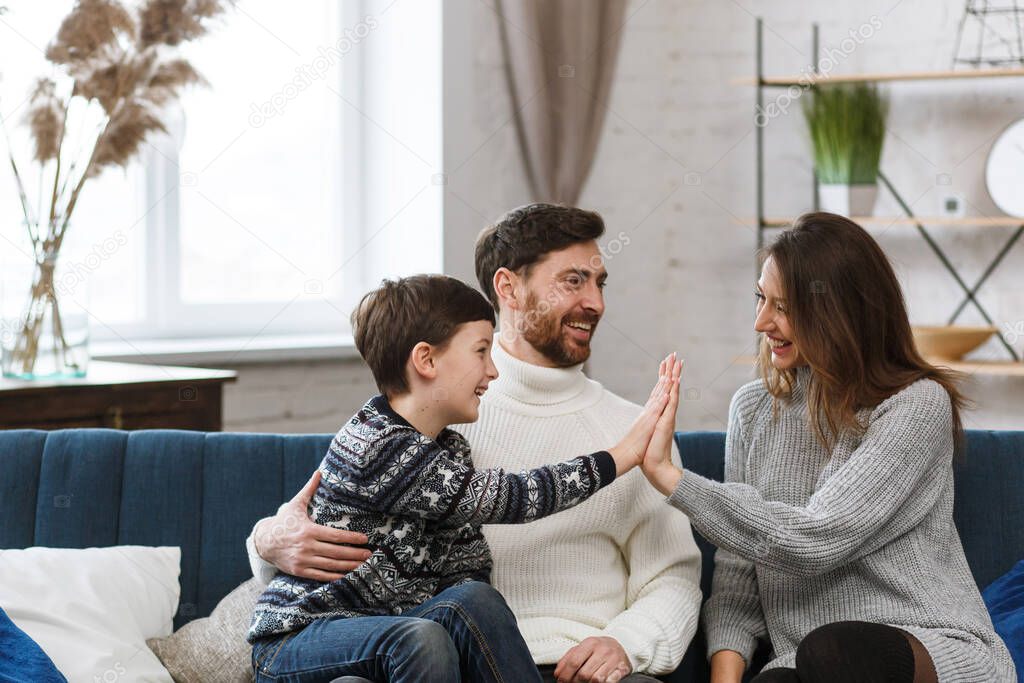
[248,204,702,682]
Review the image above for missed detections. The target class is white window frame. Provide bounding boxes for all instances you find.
[95,0,444,352]
[89,0,369,345]
[5,0,443,355]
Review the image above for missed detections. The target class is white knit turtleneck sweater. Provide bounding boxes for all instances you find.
[247,338,703,674]
[452,339,702,673]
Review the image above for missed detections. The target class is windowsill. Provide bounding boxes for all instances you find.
[90,333,360,367]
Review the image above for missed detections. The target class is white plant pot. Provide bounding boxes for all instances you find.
[817,183,878,218]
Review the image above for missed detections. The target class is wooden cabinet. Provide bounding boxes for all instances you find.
[0,361,237,431]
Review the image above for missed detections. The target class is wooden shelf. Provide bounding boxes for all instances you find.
[940,360,1024,377]
[754,216,1024,229]
[736,355,1024,377]
[734,66,1024,87]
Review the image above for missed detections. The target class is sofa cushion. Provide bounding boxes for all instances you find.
[0,605,65,683]
[0,545,180,682]
[983,558,1024,676]
[148,578,262,683]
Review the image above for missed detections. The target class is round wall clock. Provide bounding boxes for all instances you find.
[986,118,1024,218]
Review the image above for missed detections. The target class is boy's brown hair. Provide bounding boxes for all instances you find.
[351,274,496,396]
[474,203,605,310]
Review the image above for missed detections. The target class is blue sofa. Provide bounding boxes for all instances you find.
[2,428,1023,681]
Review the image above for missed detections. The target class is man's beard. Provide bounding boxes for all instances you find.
[520,291,599,368]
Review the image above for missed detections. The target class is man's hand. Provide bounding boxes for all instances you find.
[641,355,684,496]
[252,469,372,581]
[608,353,674,476]
[554,636,632,683]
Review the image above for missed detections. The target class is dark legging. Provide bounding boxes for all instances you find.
[750,621,938,683]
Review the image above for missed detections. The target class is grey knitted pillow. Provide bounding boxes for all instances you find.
[147,578,262,683]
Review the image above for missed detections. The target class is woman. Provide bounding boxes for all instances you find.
[643,213,1015,682]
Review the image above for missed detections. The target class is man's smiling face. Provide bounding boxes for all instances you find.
[516,240,607,368]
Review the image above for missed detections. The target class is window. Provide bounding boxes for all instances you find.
[0,0,442,346]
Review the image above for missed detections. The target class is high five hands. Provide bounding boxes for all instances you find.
[562,356,683,683]
[607,353,685,494]
[641,353,686,496]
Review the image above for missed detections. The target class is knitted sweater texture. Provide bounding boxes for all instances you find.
[247,339,704,672]
[247,394,615,642]
[454,340,703,673]
[670,368,1015,681]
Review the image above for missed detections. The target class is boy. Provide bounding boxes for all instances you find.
[248,274,672,683]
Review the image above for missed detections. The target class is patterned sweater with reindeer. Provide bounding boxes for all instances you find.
[247,393,616,642]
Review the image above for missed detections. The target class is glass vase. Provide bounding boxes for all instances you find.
[2,249,89,379]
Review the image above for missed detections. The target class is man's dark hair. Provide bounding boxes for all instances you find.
[474,203,605,310]
[351,274,496,396]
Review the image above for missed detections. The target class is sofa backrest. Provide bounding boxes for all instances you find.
[0,429,332,629]
[2,428,1022,636]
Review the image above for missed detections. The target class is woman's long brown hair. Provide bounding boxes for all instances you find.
[758,212,967,452]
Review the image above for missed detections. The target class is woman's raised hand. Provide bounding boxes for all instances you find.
[607,354,674,477]
[641,353,685,496]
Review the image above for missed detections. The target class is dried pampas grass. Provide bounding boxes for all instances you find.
[0,0,232,375]
[25,79,66,164]
[144,58,207,105]
[74,50,156,114]
[9,0,233,185]
[138,0,226,48]
[1,0,233,232]
[89,100,167,176]
[45,0,135,74]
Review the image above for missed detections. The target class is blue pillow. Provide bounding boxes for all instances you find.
[984,558,1024,678]
[0,606,66,683]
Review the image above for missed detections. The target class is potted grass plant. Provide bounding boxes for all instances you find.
[803,82,889,217]
[0,0,229,379]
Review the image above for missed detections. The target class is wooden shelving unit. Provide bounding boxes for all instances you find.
[946,360,1024,377]
[758,216,1024,228]
[735,65,1024,86]
[736,355,1024,377]
[748,18,1024,374]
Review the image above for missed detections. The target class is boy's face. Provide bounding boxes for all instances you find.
[433,320,499,424]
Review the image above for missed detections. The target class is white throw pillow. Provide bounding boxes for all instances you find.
[0,546,181,683]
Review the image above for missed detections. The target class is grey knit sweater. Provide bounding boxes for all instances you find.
[669,369,1016,682]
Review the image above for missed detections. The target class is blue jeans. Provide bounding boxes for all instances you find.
[251,581,543,683]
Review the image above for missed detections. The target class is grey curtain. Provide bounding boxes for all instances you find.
[495,0,628,205]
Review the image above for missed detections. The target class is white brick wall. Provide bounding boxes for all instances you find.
[221,359,376,433]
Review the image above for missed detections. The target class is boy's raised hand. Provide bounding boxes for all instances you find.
[641,354,684,495]
[607,353,675,477]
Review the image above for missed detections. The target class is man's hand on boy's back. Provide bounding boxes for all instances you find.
[253,470,372,582]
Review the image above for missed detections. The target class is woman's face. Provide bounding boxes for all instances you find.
[754,256,806,370]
